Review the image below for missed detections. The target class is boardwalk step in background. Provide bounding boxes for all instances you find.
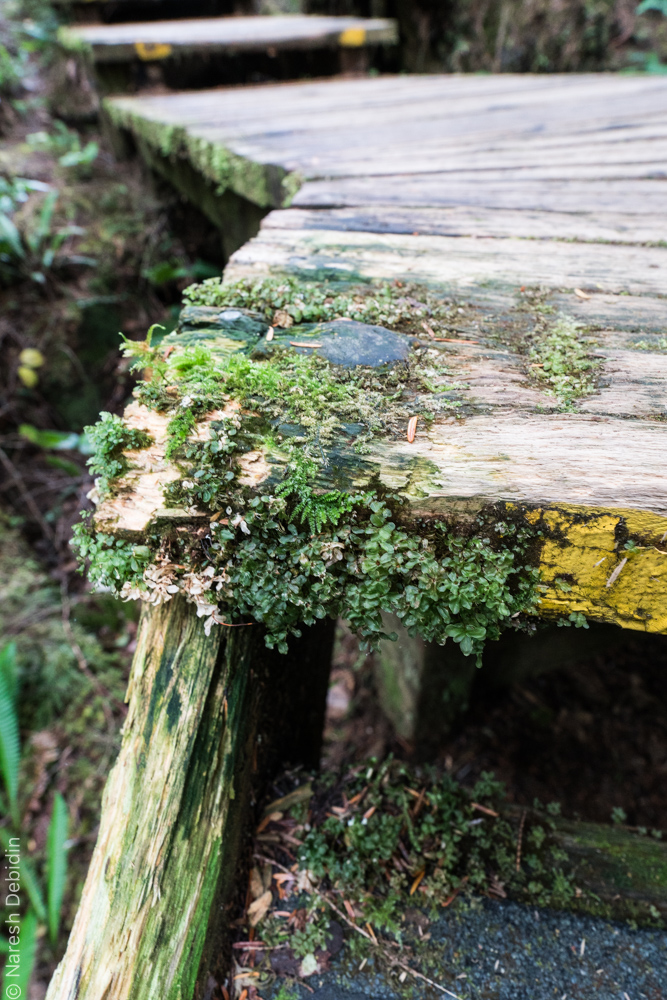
[59,14,398,92]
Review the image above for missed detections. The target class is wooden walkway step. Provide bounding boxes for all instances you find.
[60,14,398,63]
[104,73,667,636]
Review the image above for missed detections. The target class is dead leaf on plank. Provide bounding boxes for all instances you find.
[247,889,273,927]
[273,309,294,328]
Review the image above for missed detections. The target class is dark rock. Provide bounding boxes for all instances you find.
[270,946,301,977]
[277,320,415,368]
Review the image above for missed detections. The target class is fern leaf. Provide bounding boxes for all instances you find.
[3,909,38,996]
[0,645,20,826]
[46,792,69,946]
[0,641,18,702]
[0,828,46,922]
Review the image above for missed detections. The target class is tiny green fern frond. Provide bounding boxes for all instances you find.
[0,643,20,825]
[46,792,69,946]
[9,910,38,996]
[291,489,362,534]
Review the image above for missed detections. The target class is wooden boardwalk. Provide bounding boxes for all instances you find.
[61,14,397,62]
[104,73,667,634]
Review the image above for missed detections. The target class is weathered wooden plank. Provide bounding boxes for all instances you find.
[99,403,667,531]
[46,598,245,1000]
[46,597,334,1000]
[61,15,398,63]
[262,205,667,244]
[291,177,667,214]
[100,72,667,644]
[226,227,667,294]
[105,74,667,137]
[104,74,667,207]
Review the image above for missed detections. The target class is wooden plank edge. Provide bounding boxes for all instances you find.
[102,96,301,209]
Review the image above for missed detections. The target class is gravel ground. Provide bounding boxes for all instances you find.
[264,899,667,1000]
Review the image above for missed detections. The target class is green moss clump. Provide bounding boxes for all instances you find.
[632,336,667,352]
[183,275,463,334]
[84,411,152,495]
[78,278,539,660]
[528,316,600,409]
[250,761,595,977]
[71,514,150,593]
[110,495,537,663]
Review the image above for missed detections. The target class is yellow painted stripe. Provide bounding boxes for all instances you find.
[526,504,667,633]
[134,42,173,61]
[339,27,366,48]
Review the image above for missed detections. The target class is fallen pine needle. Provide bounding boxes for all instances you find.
[254,854,461,999]
[323,895,461,999]
[407,416,418,442]
[410,870,426,895]
[290,341,322,348]
[516,810,527,872]
[471,802,499,818]
[606,556,628,589]
[433,337,479,344]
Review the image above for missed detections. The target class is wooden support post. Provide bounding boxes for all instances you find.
[46,598,334,1000]
[375,613,477,757]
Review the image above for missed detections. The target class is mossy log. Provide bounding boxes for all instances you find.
[549,818,667,922]
[46,598,334,1000]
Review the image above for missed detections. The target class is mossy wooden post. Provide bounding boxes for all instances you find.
[46,599,334,1000]
[376,613,477,757]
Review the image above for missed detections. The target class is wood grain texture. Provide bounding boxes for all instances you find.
[226,227,667,295]
[45,599,240,1000]
[261,206,667,245]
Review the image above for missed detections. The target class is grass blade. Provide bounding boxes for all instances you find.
[2,909,38,995]
[0,643,20,826]
[0,642,18,705]
[46,792,69,945]
[0,829,46,923]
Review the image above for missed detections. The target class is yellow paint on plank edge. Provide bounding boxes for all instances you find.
[339,27,366,47]
[134,42,173,61]
[523,503,667,634]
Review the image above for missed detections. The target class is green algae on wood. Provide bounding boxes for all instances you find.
[45,598,335,1000]
[103,98,301,209]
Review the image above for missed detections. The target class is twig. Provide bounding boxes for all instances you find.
[323,896,461,999]
[516,810,527,872]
